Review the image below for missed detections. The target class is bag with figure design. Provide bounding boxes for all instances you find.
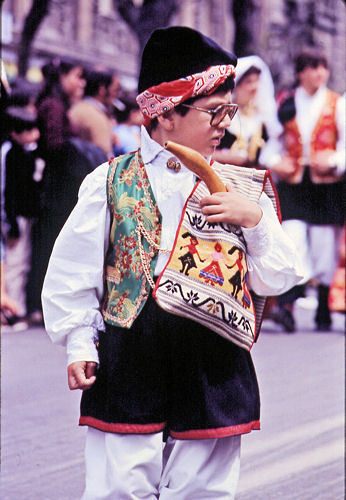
[152,142,273,351]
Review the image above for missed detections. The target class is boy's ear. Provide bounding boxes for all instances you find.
[157,110,175,131]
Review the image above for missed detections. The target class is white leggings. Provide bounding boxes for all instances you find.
[82,428,241,500]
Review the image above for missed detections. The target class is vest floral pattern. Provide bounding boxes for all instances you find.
[102,152,161,328]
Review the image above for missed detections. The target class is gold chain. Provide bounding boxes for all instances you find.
[136,221,170,289]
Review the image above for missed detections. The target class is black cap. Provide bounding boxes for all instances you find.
[138,26,237,93]
[5,106,38,133]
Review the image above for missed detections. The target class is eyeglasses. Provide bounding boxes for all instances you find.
[181,103,238,126]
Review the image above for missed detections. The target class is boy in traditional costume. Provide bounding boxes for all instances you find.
[42,27,303,499]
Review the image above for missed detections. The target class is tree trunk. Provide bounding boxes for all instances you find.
[114,0,178,60]
[17,0,51,78]
[232,0,257,57]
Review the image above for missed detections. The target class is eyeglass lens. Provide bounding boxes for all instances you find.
[211,105,238,126]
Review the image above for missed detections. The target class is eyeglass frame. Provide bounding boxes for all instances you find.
[181,103,238,126]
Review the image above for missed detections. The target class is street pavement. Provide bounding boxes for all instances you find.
[1,302,344,500]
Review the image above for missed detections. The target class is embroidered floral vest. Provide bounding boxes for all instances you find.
[283,89,339,184]
[102,152,161,328]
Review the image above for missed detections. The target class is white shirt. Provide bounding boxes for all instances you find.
[42,127,304,366]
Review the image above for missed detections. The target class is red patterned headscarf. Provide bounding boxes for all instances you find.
[136,64,236,126]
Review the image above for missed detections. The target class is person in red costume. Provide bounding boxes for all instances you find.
[271,49,345,332]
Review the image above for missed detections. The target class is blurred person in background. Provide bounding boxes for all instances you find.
[213,55,282,169]
[1,59,19,322]
[27,58,86,321]
[69,69,114,158]
[271,49,345,332]
[112,95,142,155]
[1,107,42,329]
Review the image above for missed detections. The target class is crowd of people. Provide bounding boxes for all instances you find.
[1,59,142,330]
[1,45,344,334]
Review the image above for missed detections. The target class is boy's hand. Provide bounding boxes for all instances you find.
[200,184,262,228]
[67,361,97,390]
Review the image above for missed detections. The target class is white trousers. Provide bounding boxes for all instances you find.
[282,220,343,286]
[4,216,33,317]
[82,428,241,500]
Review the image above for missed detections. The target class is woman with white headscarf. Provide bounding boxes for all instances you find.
[214,55,282,168]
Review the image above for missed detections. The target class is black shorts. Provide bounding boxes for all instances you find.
[80,294,260,439]
[277,169,344,226]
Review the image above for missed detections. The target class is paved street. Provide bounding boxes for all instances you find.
[1,303,344,500]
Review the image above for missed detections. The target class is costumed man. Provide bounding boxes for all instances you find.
[271,49,345,332]
[42,27,303,499]
[213,55,282,168]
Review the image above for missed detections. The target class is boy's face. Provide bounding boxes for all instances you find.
[170,91,233,157]
[298,64,329,95]
[11,127,40,146]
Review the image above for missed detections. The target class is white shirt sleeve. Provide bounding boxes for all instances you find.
[242,192,304,296]
[41,162,110,366]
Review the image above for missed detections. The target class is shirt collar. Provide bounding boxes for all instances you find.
[296,85,327,101]
[140,125,182,166]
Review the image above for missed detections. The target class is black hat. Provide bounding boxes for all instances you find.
[138,26,237,93]
[5,106,38,133]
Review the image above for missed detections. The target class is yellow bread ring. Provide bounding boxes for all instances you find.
[165,141,226,194]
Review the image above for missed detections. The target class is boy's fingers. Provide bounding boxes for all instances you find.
[86,362,97,380]
[201,204,223,215]
[67,361,97,391]
[200,193,223,207]
[68,372,82,390]
[200,187,234,207]
[204,213,223,223]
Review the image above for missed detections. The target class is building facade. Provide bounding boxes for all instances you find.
[2,0,345,93]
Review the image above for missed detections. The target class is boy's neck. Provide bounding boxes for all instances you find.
[150,127,169,149]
